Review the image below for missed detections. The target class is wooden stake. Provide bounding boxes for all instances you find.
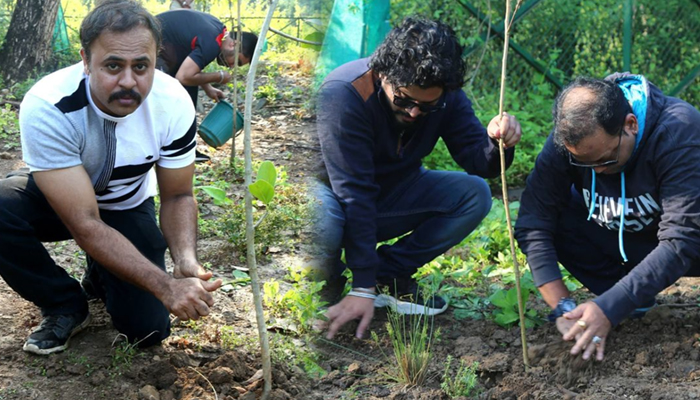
[497,0,529,367]
[243,1,280,398]
[230,0,242,165]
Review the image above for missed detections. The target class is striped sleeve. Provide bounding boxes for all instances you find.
[157,81,197,168]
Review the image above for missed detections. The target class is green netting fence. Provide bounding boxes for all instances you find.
[52,3,70,53]
[315,0,390,81]
[445,0,700,105]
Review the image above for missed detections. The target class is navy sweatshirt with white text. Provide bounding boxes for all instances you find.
[515,73,700,325]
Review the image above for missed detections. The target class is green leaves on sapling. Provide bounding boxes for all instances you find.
[249,160,277,205]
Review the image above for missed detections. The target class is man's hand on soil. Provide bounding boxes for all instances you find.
[324,295,374,340]
[555,315,578,337]
[562,301,611,361]
[163,276,222,321]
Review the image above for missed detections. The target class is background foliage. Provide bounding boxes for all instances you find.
[0,0,330,79]
[392,0,700,187]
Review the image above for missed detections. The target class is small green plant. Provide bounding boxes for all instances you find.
[256,82,280,103]
[197,161,312,260]
[488,287,540,328]
[220,325,259,352]
[441,355,480,398]
[263,267,328,333]
[452,295,489,321]
[227,269,252,287]
[248,160,277,206]
[7,76,39,101]
[110,335,139,373]
[267,332,326,379]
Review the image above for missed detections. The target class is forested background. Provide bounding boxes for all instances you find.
[388,0,700,186]
[0,0,331,84]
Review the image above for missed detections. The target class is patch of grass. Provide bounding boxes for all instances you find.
[268,333,326,379]
[375,285,439,387]
[219,325,259,352]
[66,351,95,377]
[109,334,140,374]
[441,355,480,398]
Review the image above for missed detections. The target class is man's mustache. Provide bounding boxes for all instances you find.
[108,89,142,104]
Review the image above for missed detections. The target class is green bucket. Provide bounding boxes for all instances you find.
[198,100,244,148]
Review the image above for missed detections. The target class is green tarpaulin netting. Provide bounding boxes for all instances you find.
[315,0,390,83]
[52,3,69,53]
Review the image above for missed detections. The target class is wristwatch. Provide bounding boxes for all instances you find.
[547,297,576,322]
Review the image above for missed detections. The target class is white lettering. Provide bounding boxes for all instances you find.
[586,190,661,232]
[639,193,661,214]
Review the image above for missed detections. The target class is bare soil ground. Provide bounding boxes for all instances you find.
[1,65,700,400]
[308,281,700,400]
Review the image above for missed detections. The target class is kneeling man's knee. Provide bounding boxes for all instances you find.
[456,176,492,222]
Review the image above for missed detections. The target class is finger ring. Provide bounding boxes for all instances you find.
[576,320,587,329]
[592,335,602,345]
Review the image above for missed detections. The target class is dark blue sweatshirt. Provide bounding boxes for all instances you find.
[515,73,700,326]
[317,58,514,288]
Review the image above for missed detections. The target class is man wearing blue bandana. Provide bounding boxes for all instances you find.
[515,74,700,361]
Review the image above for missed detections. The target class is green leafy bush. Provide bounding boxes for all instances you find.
[488,286,540,328]
[263,268,327,333]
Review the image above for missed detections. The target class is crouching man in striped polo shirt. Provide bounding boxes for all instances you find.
[0,0,222,355]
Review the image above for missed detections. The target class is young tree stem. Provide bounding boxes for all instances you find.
[498,0,529,368]
[243,1,280,398]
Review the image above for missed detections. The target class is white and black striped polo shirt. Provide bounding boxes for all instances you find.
[19,63,196,210]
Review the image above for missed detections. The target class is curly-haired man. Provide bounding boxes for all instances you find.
[316,18,522,339]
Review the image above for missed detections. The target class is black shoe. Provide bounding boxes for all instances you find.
[23,311,92,355]
[375,277,448,316]
[195,150,211,163]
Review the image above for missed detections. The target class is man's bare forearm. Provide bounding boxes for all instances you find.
[71,218,173,300]
[160,193,198,265]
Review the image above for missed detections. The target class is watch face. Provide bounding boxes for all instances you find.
[561,299,576,313]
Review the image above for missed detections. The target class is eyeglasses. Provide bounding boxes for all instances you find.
[392,88,445,113]
[568,126,624,168]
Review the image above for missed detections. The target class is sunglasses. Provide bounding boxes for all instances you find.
[391,87,445,113]
[568,125,624,168]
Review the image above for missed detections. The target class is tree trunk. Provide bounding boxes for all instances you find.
[0,0,60,84]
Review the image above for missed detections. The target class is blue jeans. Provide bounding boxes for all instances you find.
[314,169,492,282]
